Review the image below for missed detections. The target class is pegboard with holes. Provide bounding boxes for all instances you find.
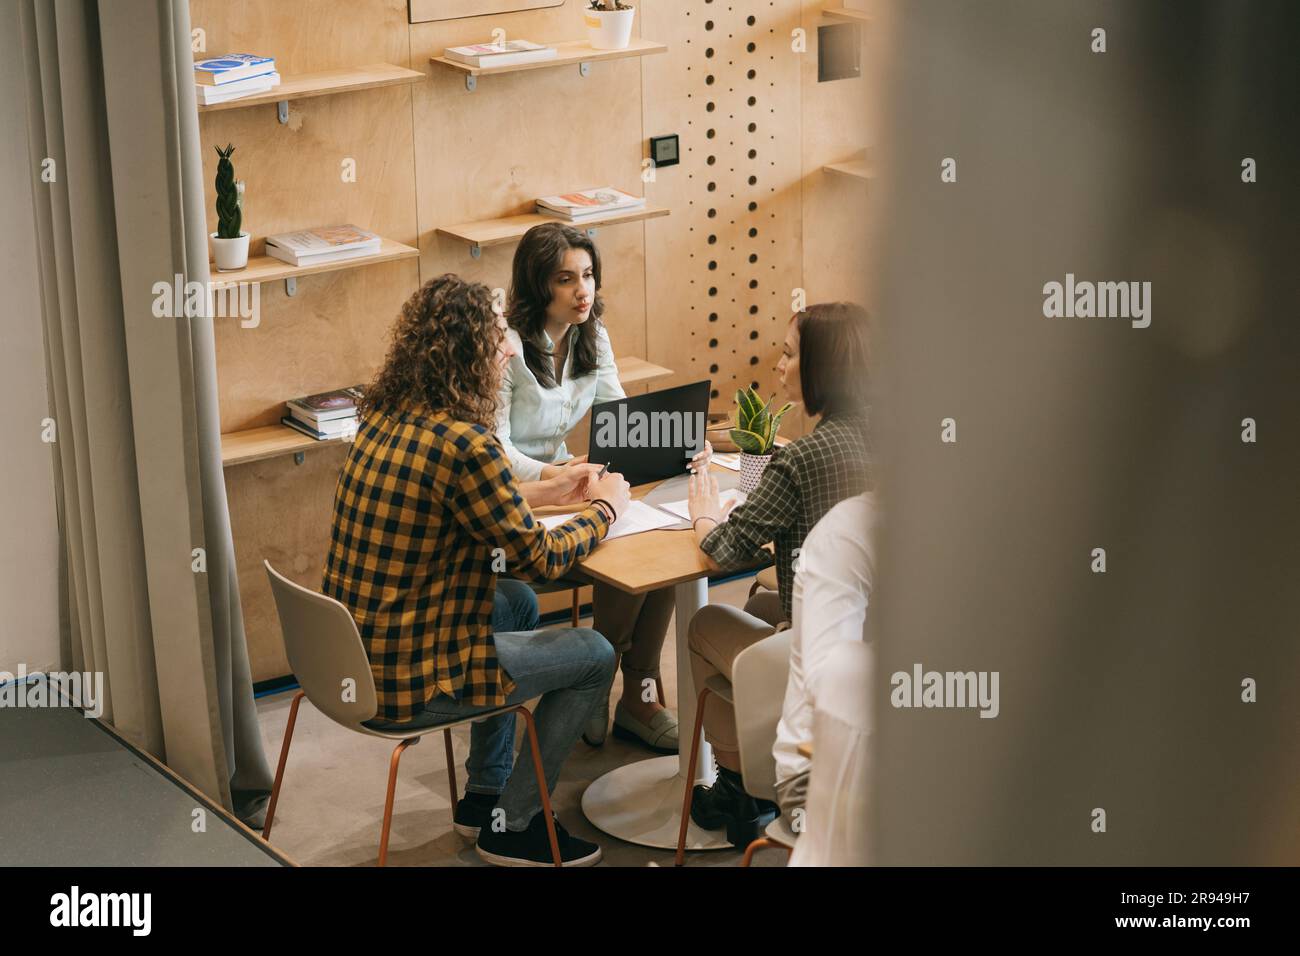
[640,0,805,413]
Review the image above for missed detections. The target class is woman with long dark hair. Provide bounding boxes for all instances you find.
[498,223,705,755]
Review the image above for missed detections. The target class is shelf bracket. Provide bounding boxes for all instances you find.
[284,276,297,297]
[293,451,305,465]
[465,74,477,92]
[469,243,482,259]
[578,61,591,79]
[277,100,289,124]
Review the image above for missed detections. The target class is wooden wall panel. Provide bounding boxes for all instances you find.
[641,0,806,429]
[800,0,874,307]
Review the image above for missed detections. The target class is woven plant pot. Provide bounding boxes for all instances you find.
[738,451,773,494]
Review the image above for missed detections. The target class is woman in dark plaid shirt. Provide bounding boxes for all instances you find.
[685,302,872,845]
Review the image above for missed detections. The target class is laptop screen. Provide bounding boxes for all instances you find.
[587,380,711,487]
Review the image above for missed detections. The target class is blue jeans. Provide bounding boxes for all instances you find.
[376,579,615,831]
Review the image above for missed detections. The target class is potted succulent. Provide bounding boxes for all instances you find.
[727,387,793,493]
[210,143,249,271]
[585,0,636,51]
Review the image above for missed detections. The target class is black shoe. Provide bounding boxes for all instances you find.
[689,768,778,848]
[452,792,499,839]
[476,812,602,867]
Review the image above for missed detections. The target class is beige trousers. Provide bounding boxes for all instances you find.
[687,590,787,752]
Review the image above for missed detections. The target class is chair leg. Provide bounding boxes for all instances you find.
[741,837,791,867]
[516,706,563,867]
[377,737,419,867]
[570,588,581,626]
[442,728,459,815]
[673,686,713,867]
[262,690,305,841]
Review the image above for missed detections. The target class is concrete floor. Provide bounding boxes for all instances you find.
[255,575,786,867]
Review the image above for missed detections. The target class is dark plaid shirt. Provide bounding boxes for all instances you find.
[701,413,871,621]
[323,400,609,724]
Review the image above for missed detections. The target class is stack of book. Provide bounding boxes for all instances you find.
[536,187,646,221]
[442,40,556,68]
[264,225,382,267]
[282,385,365,441]
[194,54,280,106]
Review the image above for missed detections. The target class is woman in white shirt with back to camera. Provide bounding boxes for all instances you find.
[774,491,876,830]
[497,222,708,754]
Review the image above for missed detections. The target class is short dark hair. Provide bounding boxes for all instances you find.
[506,222,605,388]
[794,302,871,417]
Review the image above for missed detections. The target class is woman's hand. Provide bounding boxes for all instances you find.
[538,454,588,482]
[545,463,604,506]
[688,468,736,546]
[689,440,713,473]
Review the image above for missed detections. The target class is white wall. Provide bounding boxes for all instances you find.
[0,0,61,676]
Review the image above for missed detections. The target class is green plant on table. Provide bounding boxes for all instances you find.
[727,387,793,455]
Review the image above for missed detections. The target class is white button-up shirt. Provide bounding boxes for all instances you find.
[495,324,626,481]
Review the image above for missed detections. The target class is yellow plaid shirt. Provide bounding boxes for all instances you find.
[322,400,610,724]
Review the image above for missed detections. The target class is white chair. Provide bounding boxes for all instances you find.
[674,628,794,865]
[260,560,562,866]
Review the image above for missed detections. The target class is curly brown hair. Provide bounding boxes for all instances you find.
[359,274,503,428]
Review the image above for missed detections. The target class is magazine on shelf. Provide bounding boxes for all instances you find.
[195,73,281,105]
[264,225,382,265]
[194,54,277,86]
[442,40,556,68]
[285,384,365,423]
[536,187,645,220]
[281,416,358,442]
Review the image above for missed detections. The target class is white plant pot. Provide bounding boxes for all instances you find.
[210,231,250,272]
[738,451,773,494]
[584,6,635,50]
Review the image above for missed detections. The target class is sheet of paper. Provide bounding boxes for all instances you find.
[710,452,742,472]
[657,488,747,522]
[538,501,682,540]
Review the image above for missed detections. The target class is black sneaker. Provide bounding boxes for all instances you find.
[689,768,778,848]
[452,792,499,839]
[476,811,602,867]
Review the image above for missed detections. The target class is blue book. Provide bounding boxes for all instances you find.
[194,54,276,86]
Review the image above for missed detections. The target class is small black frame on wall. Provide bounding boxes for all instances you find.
[649,134,680,168]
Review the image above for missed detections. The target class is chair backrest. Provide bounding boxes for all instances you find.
[264,560,378,728]
[732,627,793,801]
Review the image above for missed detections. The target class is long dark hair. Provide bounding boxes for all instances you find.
[506,222,605,388]
[360,274,502,428]
[795,302,871,418]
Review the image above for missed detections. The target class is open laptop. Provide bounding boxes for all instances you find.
[587,380,711,487]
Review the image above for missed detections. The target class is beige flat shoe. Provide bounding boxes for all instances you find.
[611,701,679,755]
[581,696,610,747]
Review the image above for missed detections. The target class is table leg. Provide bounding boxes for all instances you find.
[579,577,731,850]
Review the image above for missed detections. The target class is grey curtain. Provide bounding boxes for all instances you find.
[19,0,273,825]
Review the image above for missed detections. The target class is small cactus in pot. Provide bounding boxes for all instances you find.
[210,143,249,271]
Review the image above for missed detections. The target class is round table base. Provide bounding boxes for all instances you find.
[581,755,733,851]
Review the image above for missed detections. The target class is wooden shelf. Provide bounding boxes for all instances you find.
[823,7,872,23]
[221,424,352,467]
[617,356,673,387]
[197,63,423,113]
[823,159,873,183]
[208,238,419,291]
[437,205,669,257]
[431,39,666,89]
[223,357,671,468]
